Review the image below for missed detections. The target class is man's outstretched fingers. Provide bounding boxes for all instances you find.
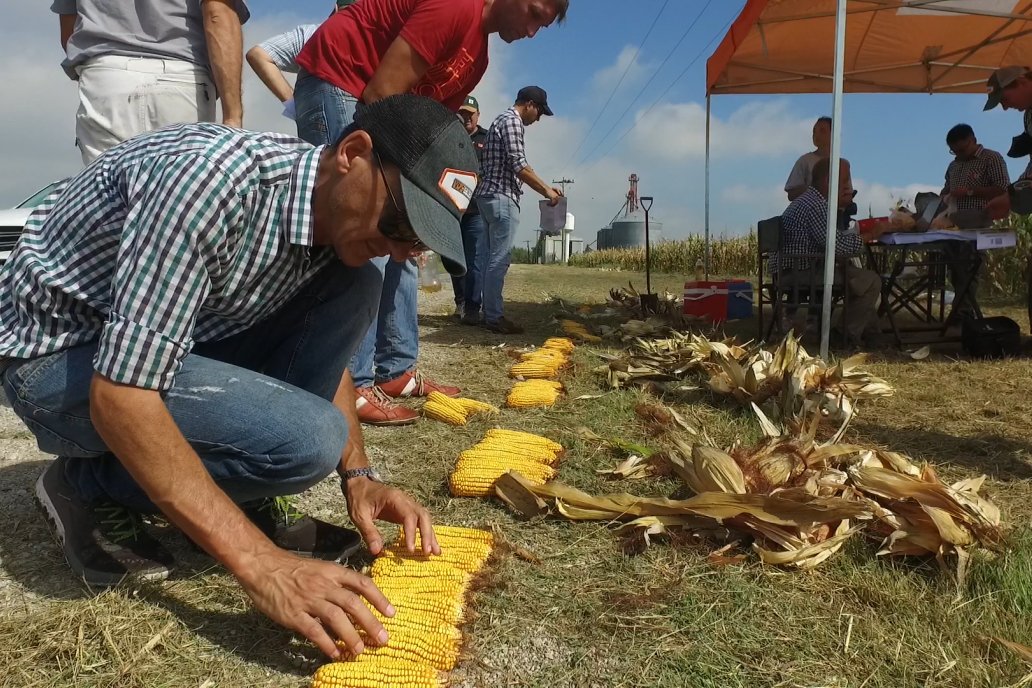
[324,587,388,646]
[402,512,418,552]
[299,612,342,660]
[353,512,384,555]
[417,510,439,555]
[319,602,364,656]
[338,568,394,618]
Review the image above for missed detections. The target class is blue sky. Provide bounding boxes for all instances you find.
[3,0,1028,249]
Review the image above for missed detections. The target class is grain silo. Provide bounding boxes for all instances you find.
[595,173,662,249]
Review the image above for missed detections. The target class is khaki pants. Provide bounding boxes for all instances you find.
[841,264,882,340]
[781,264,881,340]
[75,55,217,164]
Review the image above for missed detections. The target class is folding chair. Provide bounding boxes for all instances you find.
[756,216,781,340]
[757,215,850,344]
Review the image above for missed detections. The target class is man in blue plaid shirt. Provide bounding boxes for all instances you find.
[473,85,563,334]
[775,157,884,346]
[0,94,477,661]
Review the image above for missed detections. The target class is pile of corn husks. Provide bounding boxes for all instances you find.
[603,331,892,429]
[496,406,1002,580]
[503,332,1002,580]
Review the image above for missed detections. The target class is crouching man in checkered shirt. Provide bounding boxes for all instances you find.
[0,94,477,661]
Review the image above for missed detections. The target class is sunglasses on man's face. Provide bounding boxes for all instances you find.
[374,150,428,252]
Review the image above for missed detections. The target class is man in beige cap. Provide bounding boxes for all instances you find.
[984,66,1032,218]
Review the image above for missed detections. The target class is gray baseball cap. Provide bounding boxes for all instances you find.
[984,66,1030,111]
[353,95,480,275]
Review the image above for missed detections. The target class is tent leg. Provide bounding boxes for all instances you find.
[704,92,712,280]
[821,0,848,360]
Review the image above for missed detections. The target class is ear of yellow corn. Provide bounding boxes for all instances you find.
[337,623,462,670]
[519,349,566,363]
[423,391,498,425]
[313,524,496,686]
[542,337,575,353]
[452,397,499,415]
[559,319,602,343]
[506,380,562,408]
[402,524,495,547]
[483,429,564,453]
[449,433,564,497]
[312,658,443,687]
[381,544,493,573]
[509,360,564,379]
[459,446,559,466]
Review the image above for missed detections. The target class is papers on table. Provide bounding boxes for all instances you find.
[880,229,1016,250]
[538,196,568,236]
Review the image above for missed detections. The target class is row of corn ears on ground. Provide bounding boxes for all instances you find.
[311,526,494,687]
[312,336,578,685]
[421,336,578,425]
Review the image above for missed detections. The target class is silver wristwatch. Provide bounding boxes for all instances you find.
[341,466,384,483]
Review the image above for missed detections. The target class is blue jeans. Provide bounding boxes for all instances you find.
[459,211,487,317]
[294,70,358,146]
[476,194,520,323]
[294,71,419,389]
[348,257,418,388]
[0,262,381,512]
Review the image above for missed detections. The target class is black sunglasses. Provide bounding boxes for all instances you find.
[373,150,427,252]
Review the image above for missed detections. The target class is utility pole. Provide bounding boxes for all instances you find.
[552,178,574,196]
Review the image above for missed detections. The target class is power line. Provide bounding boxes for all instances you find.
[573,0,715,171]
[561,0,671,169]
[580,12,735,175]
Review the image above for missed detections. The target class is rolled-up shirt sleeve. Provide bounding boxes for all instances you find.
[500,116,529,175]
[50,0,75,14]
[94,155,231,390]
[258,25,317,72]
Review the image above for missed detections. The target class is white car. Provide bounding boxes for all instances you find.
[0,180,65,263]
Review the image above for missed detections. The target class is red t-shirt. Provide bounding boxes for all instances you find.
[296,0,488,111]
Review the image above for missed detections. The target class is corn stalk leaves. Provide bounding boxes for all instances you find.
[704,332,893,428]
[602,332,750,390]
[754,522,860,570]
[596,454,654,480]
[495,470,872,527]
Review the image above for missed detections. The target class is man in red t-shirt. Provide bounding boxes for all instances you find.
[293,0,569,426]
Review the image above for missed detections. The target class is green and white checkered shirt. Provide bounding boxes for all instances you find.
[0,124,334,391]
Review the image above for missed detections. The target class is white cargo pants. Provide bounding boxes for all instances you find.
[74,55,217,164]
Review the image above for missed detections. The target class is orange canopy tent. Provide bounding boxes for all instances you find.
[702,0,1032,355]
[707,0,1032,95]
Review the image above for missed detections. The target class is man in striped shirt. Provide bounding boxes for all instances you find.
[474,85,563,334]
[0,94,478,660]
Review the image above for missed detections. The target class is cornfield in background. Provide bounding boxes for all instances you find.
[982,214,1032,297]
[569,234,758,277]
[569,219,1032,300]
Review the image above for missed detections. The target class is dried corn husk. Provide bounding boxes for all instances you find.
[704,332,893,426]
[602,332,750,389]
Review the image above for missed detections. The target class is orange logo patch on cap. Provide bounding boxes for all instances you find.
[438,169,479,212]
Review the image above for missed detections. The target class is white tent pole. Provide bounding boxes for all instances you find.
[820,0,848,359]
[704,92,711,279]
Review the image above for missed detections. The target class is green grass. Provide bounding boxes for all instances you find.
[0,264,1030,687]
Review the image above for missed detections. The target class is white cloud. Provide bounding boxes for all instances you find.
[721,184,789,222]
[590,45,648,95]
[0,6,945,252]
[853,180,941,216]
[627,99,814,161]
